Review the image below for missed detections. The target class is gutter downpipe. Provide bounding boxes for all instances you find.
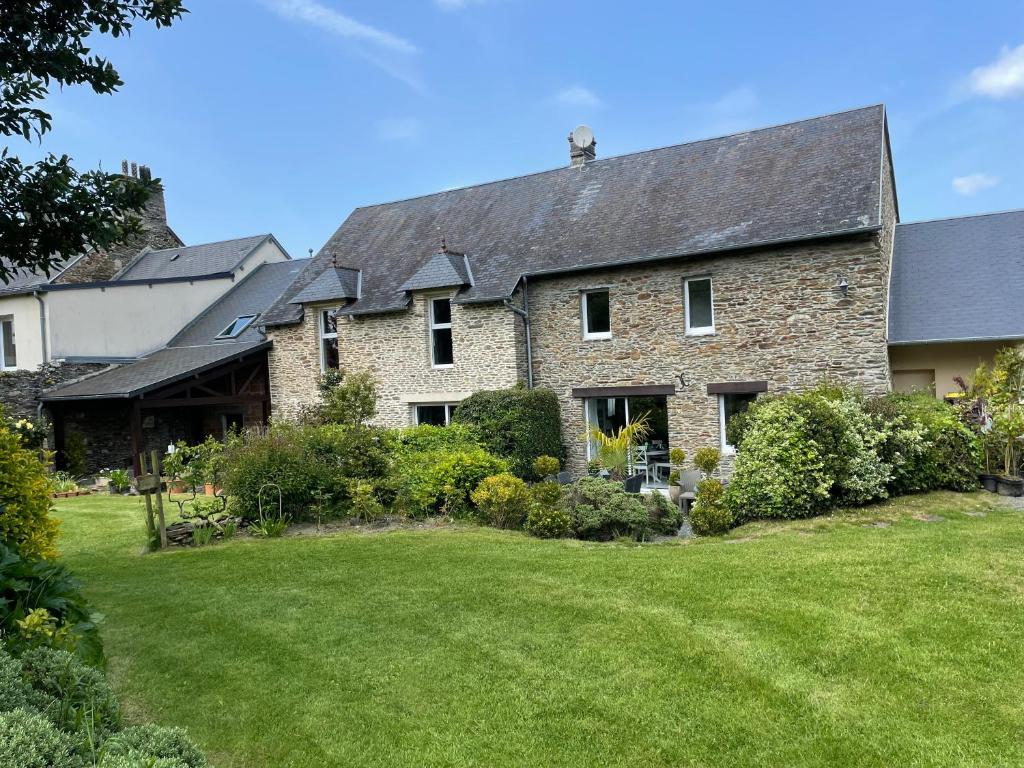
[503,276,533,389]
[33,290,48,365]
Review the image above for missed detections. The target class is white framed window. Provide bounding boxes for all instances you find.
[0,317,16,370]
[581,289,611,340]
[415,403,457,426]
[216,314,257,339]
[319,309,339,371]
[719,392,758,454]
[430,298,454,367]
[685,277,715,335]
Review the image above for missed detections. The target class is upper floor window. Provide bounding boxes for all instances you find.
[430,298,454,367]
[216,314,257,340]
[320,310,339,371]
[685,277,714,335]
[581,289,611,340]
[0,317,16,370]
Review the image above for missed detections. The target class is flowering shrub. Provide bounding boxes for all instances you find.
[7,417,48,450]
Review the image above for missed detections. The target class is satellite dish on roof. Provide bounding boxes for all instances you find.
[571,125,595,149]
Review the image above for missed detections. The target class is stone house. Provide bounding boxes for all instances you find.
[262,105,900,477]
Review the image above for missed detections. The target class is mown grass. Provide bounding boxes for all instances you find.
[53,491,1024,767]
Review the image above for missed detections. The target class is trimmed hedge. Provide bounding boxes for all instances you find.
[453,387,563,479]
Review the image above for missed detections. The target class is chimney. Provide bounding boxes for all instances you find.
[121,159,167,228]
[568,125,596,167]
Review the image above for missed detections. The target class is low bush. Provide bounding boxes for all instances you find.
[0,421,59,559]
[0,542,104,666]
[393,422,480,453]
[693,447,721,476]
[644,491,682,536]
[453,387,563,479]
[471,473,531,529]
[102,725,207,768]
[0,707,79,768]
[690,478,733,535]
[19,646,121,736]
[563,477,649,541]
[0,649,44,714]
[394,448,507,518]
[524,479,571,538]
[304,368,378,428]
[532,455,561,479]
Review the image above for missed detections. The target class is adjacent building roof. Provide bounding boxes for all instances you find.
[113,234,278,281]
[889,210,1024,344]
[43,259,306,400]
[265,104,892,325]
[0,255,83,296]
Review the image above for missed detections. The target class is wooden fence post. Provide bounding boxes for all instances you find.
[151,449,168,549]
[139,452,156,543]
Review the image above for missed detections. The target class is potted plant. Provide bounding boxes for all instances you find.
[666,447,687,503]
[586,413,651,493]
[106,468,132,495]
[975,348,1024,497]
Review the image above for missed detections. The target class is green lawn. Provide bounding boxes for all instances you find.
[53,492,1024,767]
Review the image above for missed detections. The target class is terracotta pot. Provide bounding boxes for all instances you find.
[168,480,188,494]
[204,483,216,496]
[996,476,1024,497]
[669,485,681,503]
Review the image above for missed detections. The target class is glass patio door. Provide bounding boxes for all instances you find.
[585,397,629,461]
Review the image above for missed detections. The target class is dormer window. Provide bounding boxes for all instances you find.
[582,289,611,340]
[216,315,257,339]
[430,298,454,367]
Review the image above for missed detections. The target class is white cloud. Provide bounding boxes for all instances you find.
[969,43,1024,99]
[554,86,604,109]
[681,86,759,138]
[952,173,1000,196]
[376,117,422,142]
[263,0,424,91]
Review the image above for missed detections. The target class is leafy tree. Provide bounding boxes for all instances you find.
[0,0,188,282]
[312,369,379,428]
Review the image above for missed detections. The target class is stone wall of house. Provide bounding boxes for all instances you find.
[0,362,111,422]
[268,293,525,426]
[527,233,894,475]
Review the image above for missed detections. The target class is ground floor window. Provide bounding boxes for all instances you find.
[0,317,16,370]
[415,403,457,426]
[719,393,758,453]
[584,395,671,484]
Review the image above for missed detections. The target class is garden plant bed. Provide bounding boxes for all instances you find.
[54,491,1024,768]
[49,489,92,499]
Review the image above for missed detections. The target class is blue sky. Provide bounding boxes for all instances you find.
[21,0,1024,258]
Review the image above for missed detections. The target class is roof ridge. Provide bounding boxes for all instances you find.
[144,233,271,256]
[345,104,886,216]
[898,207,1024,227]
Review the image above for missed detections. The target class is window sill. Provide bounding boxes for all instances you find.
[686,327,716,337]
[431,364,455,370]
[582,332,612,341]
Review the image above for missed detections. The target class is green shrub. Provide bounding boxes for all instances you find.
[0,707,79,768]
[525,481,572,538]
[98,754,190,768]
[725,387,891,522]
[693,447,721,476]
[393,423,480,453]
[222,424,393,521]
[0,647,45,714]
[306,368,378,428]
[867,394,980,493]
[347,480,385,523]
[470,473,531,529]
[644,492,682,536]
[563,477,649,541]
[0,543,104,667]
[453,387,563,479]
[394,448,507,519]
[690,479,733,535]
[0,422,59,559]
[19,646,120,736]
[532,455,561,479]
[102,724,207,768]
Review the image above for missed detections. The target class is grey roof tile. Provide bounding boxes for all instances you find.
[114,234,272,280]
[290,266,361,304]
[265,105,888,325]
[889,210,1024,344]
[0,255,81,295]
[397,252,471,293]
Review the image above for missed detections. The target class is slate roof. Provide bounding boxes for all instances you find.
[889,210,1024,344]
[398,252,472,293]
[43,259,306,400]
[114,234,276,281]
[265,104,891,325]
[0,255,82,296]
[290,266,361,304]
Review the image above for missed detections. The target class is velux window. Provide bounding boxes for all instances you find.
[685,277,714,335]
[430,298,454,367]
[216,314,257,339]
[415,403,457,426]
[582,289,611,339]
[0,317,16,370]
[320,310,339,371]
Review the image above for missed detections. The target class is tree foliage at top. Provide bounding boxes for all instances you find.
[0,0,188,283]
